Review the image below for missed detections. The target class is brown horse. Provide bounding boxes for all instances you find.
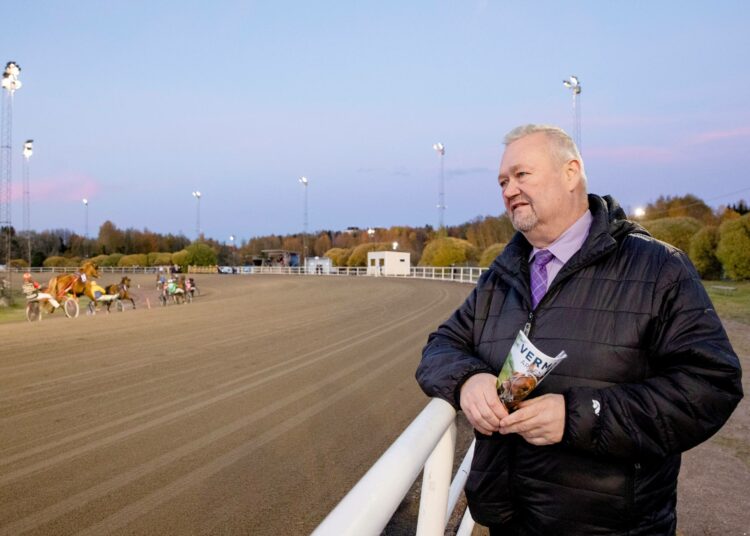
[46,261,101,303]
[105,276,136,309]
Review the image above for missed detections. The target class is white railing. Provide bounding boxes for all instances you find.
[312,398,476,536]
[7,265,486,283]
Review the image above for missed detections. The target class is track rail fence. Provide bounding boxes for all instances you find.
[312,399,477,536]
[7,265,487,283]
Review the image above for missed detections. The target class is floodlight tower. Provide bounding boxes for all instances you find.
[192,191,201,239]
[22,140,33,266]
[1,61,22,303]
[562,75,582,150]
[229,234,236,266]
[432,143,445,230]
[82,198,89,258]
[299,176,309,266]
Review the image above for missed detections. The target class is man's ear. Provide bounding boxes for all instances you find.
[564,159,582,192]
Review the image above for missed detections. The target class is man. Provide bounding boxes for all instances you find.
[415,124,743,535]
[22,272,60,311]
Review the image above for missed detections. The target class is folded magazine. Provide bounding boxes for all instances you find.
[496,330,567,411]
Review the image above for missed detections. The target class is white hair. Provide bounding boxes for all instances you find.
[503,124,587,186]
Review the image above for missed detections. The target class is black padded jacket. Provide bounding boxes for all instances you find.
[416,194,743,535]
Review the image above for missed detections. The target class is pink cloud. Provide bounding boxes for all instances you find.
[687,126,750,145]
[25,173,101,202]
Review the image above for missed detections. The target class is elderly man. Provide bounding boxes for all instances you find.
[416,124,742,535]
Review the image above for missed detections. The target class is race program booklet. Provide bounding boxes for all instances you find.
[496,330,567,411]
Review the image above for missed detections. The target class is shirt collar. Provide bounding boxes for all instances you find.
[529,209,593,263]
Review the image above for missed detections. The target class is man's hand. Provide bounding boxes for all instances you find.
[498,393,565,445]
[460,373,508,435]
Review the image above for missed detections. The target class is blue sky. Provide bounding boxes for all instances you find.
[2,1,749,243]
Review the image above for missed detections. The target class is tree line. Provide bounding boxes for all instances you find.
[2,194,748,280]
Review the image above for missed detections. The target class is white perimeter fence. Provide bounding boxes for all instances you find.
[9,265,487,284]
[9,264,481,534]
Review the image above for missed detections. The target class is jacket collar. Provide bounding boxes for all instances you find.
[489,194,648,301]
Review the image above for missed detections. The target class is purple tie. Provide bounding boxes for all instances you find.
[530,250,555,309]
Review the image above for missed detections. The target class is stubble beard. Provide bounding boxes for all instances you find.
[510,204,539,232]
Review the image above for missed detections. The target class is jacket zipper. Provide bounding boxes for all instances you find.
[523,311,534,337]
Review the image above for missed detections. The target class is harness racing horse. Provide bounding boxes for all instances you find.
[46,261,101,304]
[105,276,136,310]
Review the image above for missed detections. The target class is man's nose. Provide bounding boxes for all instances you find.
[502,179,520,199]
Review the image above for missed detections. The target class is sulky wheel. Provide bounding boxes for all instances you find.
[26,301,42,322]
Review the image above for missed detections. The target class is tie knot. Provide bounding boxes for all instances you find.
[534,249,555,268]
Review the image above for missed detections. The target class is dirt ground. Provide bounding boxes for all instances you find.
[0,274,747,535]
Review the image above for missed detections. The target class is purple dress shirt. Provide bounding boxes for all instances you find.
[529,209,593,293]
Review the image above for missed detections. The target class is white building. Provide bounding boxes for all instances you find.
[367,251,411,276]
[305,256,333,274]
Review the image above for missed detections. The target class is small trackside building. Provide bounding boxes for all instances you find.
[305,256,333,274]
[367,251,411,276]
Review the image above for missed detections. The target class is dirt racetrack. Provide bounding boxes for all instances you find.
[1,274,748,535]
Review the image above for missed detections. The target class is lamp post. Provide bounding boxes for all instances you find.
[299,176,308,267]
[22,139,33,266]
[633,207,646,219]
[82,198,89,258]
[392,241,398,251]
[192,191,201,239]
[562,75,582,150]
[1,61,22,303]
[229,234,236,267]
[432,143,445,230]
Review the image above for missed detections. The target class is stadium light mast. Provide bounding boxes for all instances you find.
[1,61,22,304]
[22,140,33,266]
[82,198,89,258]
[299,176,309,267]
[432,142,445,230]
[229,234,236,266]
[192,191,201,239]
[562,75,582,150]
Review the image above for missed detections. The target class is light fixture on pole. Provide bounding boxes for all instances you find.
[1,61,22,303]
[229,234,236,266]
[562,75,582,150]
[392,241,399,251]
[22,139,33,266]
[192,191,202,239]
[82,198,89,258]
[432,142,445,230]
[634,207,646,219]
[299,176,309,267]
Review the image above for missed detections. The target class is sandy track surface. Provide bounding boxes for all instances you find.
[0,275,471,535]
[1,274,747,535]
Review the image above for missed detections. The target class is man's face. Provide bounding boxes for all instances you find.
[498,133,574,244]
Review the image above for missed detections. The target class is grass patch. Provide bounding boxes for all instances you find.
[702,280,750,324]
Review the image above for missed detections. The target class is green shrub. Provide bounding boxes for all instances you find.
[89,254,110,267]
[171,249,189,270]
[324,247,352,267]
[185,243,217,266]
[716,214,750,280]
[43,256,76,268]
[479,243,507,267]
[118,254,148,267]
[641,217,703,252]
[347,243,393,267]
[10,258,29,268]
[688,227,722,279]
[147,252,173,266]
[419,237,478,267]
[103,253,124,267]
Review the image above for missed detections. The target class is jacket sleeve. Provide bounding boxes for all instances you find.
[563,250,744,461]
[415,276,496,409]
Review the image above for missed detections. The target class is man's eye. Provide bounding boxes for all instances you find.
[517,171,528,178]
